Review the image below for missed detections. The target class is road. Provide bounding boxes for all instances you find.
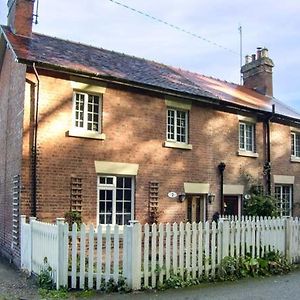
[0,254,299,299]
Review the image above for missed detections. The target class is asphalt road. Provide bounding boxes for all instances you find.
[0,254,300,299]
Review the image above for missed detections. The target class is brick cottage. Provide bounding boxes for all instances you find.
[1,0,300,263]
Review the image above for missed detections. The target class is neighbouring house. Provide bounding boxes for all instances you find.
[1,0,300,264]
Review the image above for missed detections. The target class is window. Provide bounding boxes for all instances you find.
[167,109,188,143]
[73,92,101,132]
[274,185,292,217]
[97,176,134,225]
[291,132,300,158]
[239,122,255,152]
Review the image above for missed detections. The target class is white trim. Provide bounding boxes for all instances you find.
[163,141,193,150]
[70,77,107,94]
[238,115,256,123]
[67,129,106,140]
[223,185,244,195]
[291,156,300,163]
[273,175,295,184]
[239,121,256,153]
[166,108,189,144]
[95,161,139,176]
[237,150,258,158]
[165,97,192,110]
[184,183,210,194]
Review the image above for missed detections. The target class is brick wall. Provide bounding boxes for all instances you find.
[21,70,300,227]
[0,49,26,262]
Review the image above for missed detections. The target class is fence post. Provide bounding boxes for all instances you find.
[20,215,26,270]
[124,220,142,290]
[284,217,292,263]
[29,216,36,273]
[220,218,229,258]
[56,218,68,290]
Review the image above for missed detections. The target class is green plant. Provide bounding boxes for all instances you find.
[39,287,68,299]
[38,257,54,290]
[243,194,278,217]
[65,211,82,230]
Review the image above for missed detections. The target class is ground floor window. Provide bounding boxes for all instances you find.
[97,176,134,225]
[274,185,292,217]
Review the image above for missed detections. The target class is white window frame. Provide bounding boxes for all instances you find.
[72,91,102,133]
[274,184,293,217]
[239,122,255,152]
[166,108,188,144]
[97,175,135,225]
[291,132,300,158]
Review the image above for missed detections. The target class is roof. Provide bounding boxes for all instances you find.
[1,25,300,121]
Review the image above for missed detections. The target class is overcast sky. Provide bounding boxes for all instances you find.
[1,0,300,111]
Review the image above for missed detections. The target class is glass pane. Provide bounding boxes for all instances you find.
[117,177,124,188]
[106,214,112,224]
[116,189,123,201]
[99,201,105,213]
[107,177,113,184]
[106,190,112,200]
[116,202,123,213]
[99,215,105,224]
[99,190,105,199]
[124,190,131,201]
[124,201,131,213]
[116,215,123,225]
[124,214,131,225]
[124,177,132,188]
[106,201,112,213]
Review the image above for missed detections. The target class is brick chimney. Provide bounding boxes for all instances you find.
[7,0,35,37]
[241,47,274,97]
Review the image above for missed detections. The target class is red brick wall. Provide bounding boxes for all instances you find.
[21,70,300,227]
[0,49,26,262]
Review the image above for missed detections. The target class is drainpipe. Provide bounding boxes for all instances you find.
[218,162,226,214]
[31,63,40,217]
[264,104,275,195]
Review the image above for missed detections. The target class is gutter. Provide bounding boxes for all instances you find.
[31,62,40,217]
[264,104,275,195]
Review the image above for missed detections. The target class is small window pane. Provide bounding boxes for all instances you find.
[106,190,112,200]
[124,214,131,225]
[107,177,113,184]
[117,177,124,188]
[124,201,131,213]
[124,190,131,201]
[99,202,105,213]
[116,189,123,201]
[106,201,112,213]
[116,202,123,213]
[116,215,123,225]
[124,177,132,188]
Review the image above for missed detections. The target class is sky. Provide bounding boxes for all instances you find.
[1,0,300,111]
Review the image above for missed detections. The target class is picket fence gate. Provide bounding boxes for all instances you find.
[20,216,300,290]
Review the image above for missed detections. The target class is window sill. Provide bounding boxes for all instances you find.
[290,156,300,163]
[66,129,106,140]
[163,141,193,150]
[237,150,258,158]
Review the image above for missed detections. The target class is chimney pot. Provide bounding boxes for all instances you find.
[261,48,269,58]
[245,55,251,64]
[257,47,262,59]
[251,54,256,62]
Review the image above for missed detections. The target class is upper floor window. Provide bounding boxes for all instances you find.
[167,108,188,144]
[73,92,101,133]
[291,132,300,158]
[239,122,255,152]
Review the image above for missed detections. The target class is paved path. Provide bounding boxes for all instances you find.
[0,255,39,300]
[0,254,300,299]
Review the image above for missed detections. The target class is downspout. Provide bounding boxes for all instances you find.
[32,63,40,217]
[264,104,275,195]
[218,162,226,214]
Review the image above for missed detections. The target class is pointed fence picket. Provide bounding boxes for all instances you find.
[20,216,300,291]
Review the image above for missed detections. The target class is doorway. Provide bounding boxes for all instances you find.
[187,195,206,223]
[223,195,239,216]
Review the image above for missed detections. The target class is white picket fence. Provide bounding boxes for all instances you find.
[20,216,300,290]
